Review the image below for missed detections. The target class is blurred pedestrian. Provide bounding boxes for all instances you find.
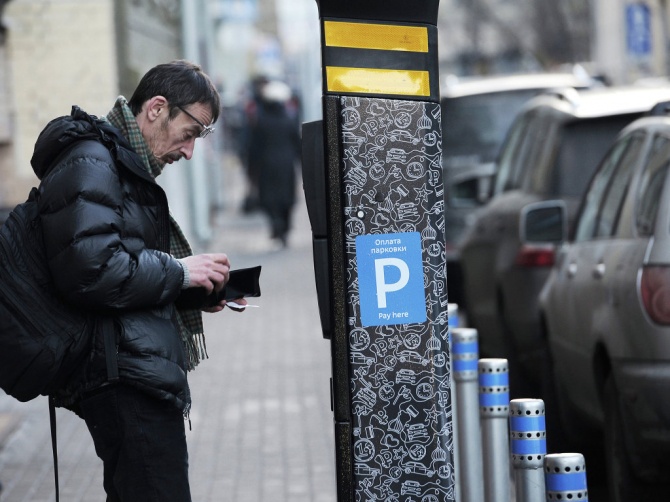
[29,60,246,501]
[247,80,301,246]
[238,75,269,213]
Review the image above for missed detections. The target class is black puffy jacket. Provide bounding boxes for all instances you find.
[32,107,190,412]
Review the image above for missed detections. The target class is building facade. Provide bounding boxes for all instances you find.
[0,0,223,247]
[1,0,118,209]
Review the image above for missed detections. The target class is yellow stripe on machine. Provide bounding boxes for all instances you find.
[326,67,430,97]
[324,21,428,53]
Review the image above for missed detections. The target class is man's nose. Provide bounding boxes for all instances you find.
[180,140,195,160]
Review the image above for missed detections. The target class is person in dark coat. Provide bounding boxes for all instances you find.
[30,60,246,501]
[247,80,301,246]
[237,75,269,213]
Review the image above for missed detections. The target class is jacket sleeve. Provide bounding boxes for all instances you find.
[38,142,184,310]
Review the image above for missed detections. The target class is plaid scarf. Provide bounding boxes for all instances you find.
[106,96,207,371]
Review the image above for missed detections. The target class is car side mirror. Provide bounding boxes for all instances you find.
[520,201,567,243]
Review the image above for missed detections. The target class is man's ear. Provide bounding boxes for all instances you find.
[145,96,168,123]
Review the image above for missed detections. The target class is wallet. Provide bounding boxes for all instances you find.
[218,265,262,301]
[175,265,262,309]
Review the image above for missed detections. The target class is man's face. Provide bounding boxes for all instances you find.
[146,102,213,165]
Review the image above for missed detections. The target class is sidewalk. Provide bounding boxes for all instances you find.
[0,158,337,502]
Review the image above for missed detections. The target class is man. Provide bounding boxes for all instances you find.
[247,79,300,247]
[31,60,244,501]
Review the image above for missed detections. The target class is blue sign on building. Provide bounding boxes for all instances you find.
[627,3,651,57]
[356,232,427,327]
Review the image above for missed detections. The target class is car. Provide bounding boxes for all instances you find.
[439,71,594,307]
[523,109,670,501]
[397,350,430,366]
[403,461,434,476]
[458,85,670,395]
[400,480,422,496]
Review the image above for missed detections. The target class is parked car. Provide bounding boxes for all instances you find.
[439,71,593,307]
[524,110,670,500]
[458,85,670,394]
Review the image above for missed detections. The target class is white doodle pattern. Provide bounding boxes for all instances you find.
[340,96,455,501]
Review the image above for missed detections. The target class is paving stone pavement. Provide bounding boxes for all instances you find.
[0,157,337,502]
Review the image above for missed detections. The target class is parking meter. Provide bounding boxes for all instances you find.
[302,1,453,500]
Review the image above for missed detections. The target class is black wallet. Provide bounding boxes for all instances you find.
[175,266,262,309]
[219,265,262,301]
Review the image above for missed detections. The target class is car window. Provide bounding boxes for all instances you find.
[547,115,642,198]
[493,117,529,194]
[441,89,551,169]
[595,133,644,237]
[636,133,670,236]
[574,132,643,241]
[519,113,556,193]
[494,112,549,195]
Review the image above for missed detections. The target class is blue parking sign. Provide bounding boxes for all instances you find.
[356,232,427,327]
[627,3,651,57]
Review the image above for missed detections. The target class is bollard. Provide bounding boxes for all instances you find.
[452,328,484,502]
[479,358,511,502]
[510,399,546,502]
[544,453,588,501]
[448,303,460,331]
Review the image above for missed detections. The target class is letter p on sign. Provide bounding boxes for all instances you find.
[356,232,427,327]
[375,258,409,308]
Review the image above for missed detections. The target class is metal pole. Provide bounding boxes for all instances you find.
[453,328,484,502]
[544,453,589,501]
[510,399,546,502]
[544,453,588,501]
[180,0,212,246]
[448,303,462,502]
[479,358,511,502]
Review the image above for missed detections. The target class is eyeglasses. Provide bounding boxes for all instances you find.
[177,105,215,139]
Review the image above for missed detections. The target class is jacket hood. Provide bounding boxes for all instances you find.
[31,106,146,181]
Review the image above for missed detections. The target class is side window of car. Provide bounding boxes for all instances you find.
[594,133,644,238]
[523,114,557,193]
[574,133,643,242]
[493,117,528,195]
[636,133,670,236]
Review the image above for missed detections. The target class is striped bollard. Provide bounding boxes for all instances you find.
[448,303,461,501]
[448,303,460,331]
[479,358,511,502]
[510,399,547,502]
[545,453,589,501]
[452,328,484,502]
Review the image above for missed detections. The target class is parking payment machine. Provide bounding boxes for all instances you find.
[302,1,454,500]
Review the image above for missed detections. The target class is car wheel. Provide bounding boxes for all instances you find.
[602,377,670,501]
[551,370,606,481]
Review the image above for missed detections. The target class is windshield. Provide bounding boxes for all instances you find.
[441,89,549,169]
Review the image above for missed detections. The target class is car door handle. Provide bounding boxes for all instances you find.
[567,262,577,278]
[592,262,606,279]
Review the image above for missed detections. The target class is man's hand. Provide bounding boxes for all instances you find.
[203,298,248,314]
[180,253,230,293]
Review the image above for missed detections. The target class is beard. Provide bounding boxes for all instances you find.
[147,116,182,164]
